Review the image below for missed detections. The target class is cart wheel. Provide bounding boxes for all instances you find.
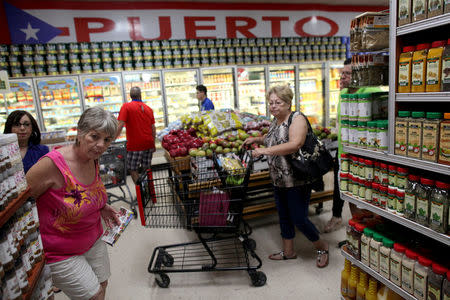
[249,271,266,287]
[155,273,170,288]
[243,238,257,251]
[162,253,174,267]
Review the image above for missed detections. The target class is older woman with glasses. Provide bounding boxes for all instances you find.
[26,107,120,300]
[3,110,49,173]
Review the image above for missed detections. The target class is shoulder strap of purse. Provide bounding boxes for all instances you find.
[287,111,313,132]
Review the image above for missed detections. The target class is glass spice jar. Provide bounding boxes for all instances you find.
[365,181,373,203]
[388,165,397,188]
[416,178,435,226]
[388,187,397,213]
[396,189,406,216]
[372,182,380,206]
[364,159,374,181]
[379,185,388,209]
[380,163,389,186]
[405,174,420,220]
[396,167,409,190]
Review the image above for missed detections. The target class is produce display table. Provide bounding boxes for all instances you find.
[162,151,333,219]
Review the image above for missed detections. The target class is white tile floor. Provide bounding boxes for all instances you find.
[55,160,350,300]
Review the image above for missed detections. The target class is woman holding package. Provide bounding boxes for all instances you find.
[243,85,329,268]
[26,107,120,300]
[3,110,49,173]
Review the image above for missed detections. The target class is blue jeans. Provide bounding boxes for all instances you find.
[274,185,320,242]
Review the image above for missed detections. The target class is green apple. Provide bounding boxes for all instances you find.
[189,148,198,157]
[197,150,206,157]
[210,143,218,150]
[206,149,213,158]
[231,147,238,153]
[223,148,231,153]
[215,146,223,154]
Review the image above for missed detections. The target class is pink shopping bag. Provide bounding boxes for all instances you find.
[199,190,230,226]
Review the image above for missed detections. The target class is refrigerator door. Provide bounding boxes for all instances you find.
[123,71,165,132]
[0,93,8,131]
[237,66,266,115]
[80,73,124,115]
[2,79,39,124]
[35,76,82,139]
[201,67,235,110]
[329,63,343,127]
[299,63,324,126]
[163,69,199,124]
[268,65,296,111]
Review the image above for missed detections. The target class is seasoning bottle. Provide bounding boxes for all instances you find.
[443,271,450,300]
[361,228,373,266]
[398,46,416,93]
[340,172,349,192]
[357,93,372,122]
[357,121,368,149]
[408,111,426,159]
[429,181,450,233]
[396,167,408,190]
[376,120,388,151]
[347,219,356,256]
[414,256,432,300]
[342,120,350,145]
[350,121,359,146]
[348,174,355,196]
[405,174,420,220]
[428,0,444,17]
[365,159,374,181]
[372,182,380,206]
[442,40,450,91]
[2,268,21,300]
[412,0,428,21]
[358,157,366,179]
[416,178,435,226]
[379,238,394,279]
[438,113,450,165]
[356,270,368,300]
[428,263,448,300]
[379,185,388,209]
[348,264,359,300]
[369,232,383,272]
[380,163,388,186]
[398,0,412,25]
[426,40,446,92]
[365,181,373,203]
[422,112,442,162]
[374,161,381,183]
[396,189,406,216]
[388,165,397,188]
[349,94,358,122]
[353,176,360,199]
[354,223,366,260]
[401,249,418,294]
[395,111,411,156]
[359,179,367,201]
[341,94,350,121]
[411,43,431,93]
[390,243,406,286]
[387,187,397,213]
[341,259,352,298]
[367,121,378,150]
[341,153,350,172]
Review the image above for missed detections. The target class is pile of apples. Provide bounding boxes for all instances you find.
[189,132,252,157]
[312,126,338,141]
[161,128,204,158]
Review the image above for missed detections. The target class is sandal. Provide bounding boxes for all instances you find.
[316,249,329,268]
[268,251,297,261]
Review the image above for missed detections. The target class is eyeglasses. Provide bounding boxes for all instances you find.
[12,122,31,128]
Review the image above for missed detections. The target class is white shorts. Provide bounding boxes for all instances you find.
[47,238,111,300]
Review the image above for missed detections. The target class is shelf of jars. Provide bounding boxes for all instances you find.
[342,146,450,176]
[341,193,450,246]
[396,92,450,102]
[23,259,45,300]
[341,246,418,300]
[396,13,450,36]
[0,187,31,227]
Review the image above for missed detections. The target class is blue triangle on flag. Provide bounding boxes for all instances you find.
[4,2,62,44]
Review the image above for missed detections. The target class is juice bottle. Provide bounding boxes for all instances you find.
[341,259,352,298]
[348,265,360,300]
[357,270,368,300]
[365,277,378,300]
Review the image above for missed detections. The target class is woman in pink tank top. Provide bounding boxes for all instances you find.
[27,107,121,300]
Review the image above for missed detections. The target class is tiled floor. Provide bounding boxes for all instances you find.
[55,158,349,300]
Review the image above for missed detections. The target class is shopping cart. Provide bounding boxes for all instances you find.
[99,141,136,217]
[135,151,266,288]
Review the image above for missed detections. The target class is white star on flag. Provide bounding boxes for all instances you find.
[20,23,40,41]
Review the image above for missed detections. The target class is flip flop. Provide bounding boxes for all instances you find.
[316,249,329,268]
[268,251,297,261]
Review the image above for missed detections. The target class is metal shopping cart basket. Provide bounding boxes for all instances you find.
[135,151,266,288]
[99,141,136,216]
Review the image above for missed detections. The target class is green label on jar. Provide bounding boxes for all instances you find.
[405,193,416,217]
[365,188,372,203]
[340,179,348,192]
[430,200,444,227]
[416,197,429,222]
[388,194,396,210]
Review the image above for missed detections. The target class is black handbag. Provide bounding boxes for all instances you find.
[287,112,334,180]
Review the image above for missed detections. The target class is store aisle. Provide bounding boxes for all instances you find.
[55,175,350,300]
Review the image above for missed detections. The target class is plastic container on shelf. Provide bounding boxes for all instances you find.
[390,243,406,286]
[376,120,388,151]
[374,161,381,184]
[341,172,349,192]
[358,93,372,122]
[350,121,359,146]
[412,0,428,21]
[408,111,426,159]
[349,94,358,122]
[341,259,352,298]
[347,219,357,256]
[396,167,408,190]
[365,277,378,300]
[367,121,378,150]
[387,187,397,213]
[379,185,388,209]
[359,178,367,201]
[361,227,373,266]
[369,232,383,272]
[354,223,366,260]
[395,111,411,156]
[428,263,448,300]
[396,189,405,216]
[411,43,431,93]
[426,41,446,92]
[379,164,388,183]
[357,270,368,300]
[401,249,418,294]
[348,264,360,299]
[379,238,394,279]
[341,94,350,121]
[342,120,350,145]
[365,159,374,182]
[429,181,450,233]
[341,153,350,172]
[372,182,381,206]
[427,0,444,17]
[388,165,397,188]
[405,174,420,220]
[357,121,368,149]
[413,256,432,300]
[398,46,416,93]
[442,40,450,91]
[438,113,450,165]
[365,181,373,203]
[416,178,435,226]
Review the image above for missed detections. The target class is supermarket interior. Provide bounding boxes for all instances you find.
[1,0,450,299]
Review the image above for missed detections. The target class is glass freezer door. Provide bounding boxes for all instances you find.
[201,67,235,110]
[123,71,165,132]
[0,94,8,131]
[268,65,295,111]
[237,67,266,115]
[164,70,199,124]
[2,79,38,124]
[329,63,343,127]
[299,64,324,126]
[35,76,82,139]
[81,73,124,114]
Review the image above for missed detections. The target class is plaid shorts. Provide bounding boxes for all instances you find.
[127,149,153,171]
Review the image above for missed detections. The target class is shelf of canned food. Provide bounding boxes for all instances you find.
[341,193,450,246]
[341,246,418,300]
[396,13,450,36]
[396,92,450,102]
[342,146,450,176]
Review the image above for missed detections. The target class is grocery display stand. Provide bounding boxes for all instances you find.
[0,188,46,300]
[339,6,450,300]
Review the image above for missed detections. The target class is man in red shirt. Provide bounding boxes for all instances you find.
[116,87,156,184]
